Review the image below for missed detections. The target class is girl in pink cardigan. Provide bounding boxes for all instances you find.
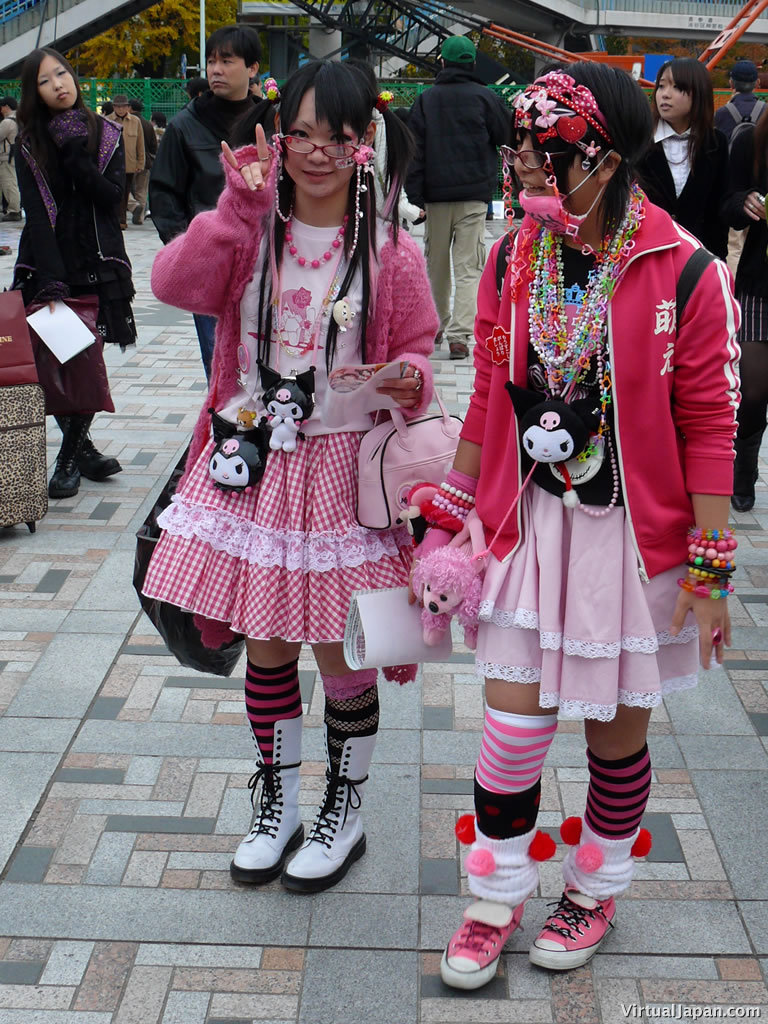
[144,61,437,894]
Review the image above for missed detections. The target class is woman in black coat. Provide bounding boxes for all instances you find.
[720,112,768,512]
[12,47,136,499]
[638,57,728,260]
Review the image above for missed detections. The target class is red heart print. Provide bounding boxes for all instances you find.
[557,115,587,143]
[484,804,501,816]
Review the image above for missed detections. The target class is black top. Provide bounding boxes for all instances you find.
[148,91,272,244]
[637,129,729,259]
[12,118,132,306]
[525,244,624,507]
[405,68,511,208]
[720,125,768,298]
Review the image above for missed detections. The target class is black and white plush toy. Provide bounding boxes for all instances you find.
[208,409,269,494]
[259,364,316,453]
[505,383,601,507]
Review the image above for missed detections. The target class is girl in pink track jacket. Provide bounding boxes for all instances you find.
[423,63,740,990]
[144,61,438,894]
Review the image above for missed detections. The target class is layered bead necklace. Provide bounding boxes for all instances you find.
[527,182,646,515]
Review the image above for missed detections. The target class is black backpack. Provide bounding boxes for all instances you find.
[723,98,766,153]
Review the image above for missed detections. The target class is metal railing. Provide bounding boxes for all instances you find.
[599,0,749,11]
[0,0,41,26]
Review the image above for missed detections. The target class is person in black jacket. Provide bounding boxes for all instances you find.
[12,47,135,500]
[149,24,269,380]
[638,57,728,260]
[406,36,510,360]
[720,113,768,512]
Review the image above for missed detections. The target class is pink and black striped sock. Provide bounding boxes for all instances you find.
[244,659,302,765]
[585,744,652,840]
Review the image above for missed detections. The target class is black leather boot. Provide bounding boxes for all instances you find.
[76,419,123,481]
[48,416,90,499]
[732,430,764,513]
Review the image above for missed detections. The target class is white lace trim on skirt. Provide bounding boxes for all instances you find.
[537,671,699,722]
[478,600,699,658]
[475,661,542,684]
[157,495,405,572]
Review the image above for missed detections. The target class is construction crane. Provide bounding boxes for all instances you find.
[698,0,768,70]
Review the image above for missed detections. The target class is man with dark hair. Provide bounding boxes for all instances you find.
[406,36,510,359]
[714,59,764,143]
[0,95,20,221]
[185,76,208,101]
[128,97,158,224]
[149,24,266,378]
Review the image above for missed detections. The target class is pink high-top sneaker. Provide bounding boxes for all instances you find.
[529,886,616,970]
[440,900,526,990]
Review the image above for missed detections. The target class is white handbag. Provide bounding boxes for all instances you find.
[356,392,463,530]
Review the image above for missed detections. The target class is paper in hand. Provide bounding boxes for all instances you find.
[328,361,409,413]
[27,301,97,364]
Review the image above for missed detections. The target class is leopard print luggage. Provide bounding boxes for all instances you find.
[0,382,47,532]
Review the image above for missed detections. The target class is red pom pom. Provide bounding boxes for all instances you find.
[560,816,583,846]
[575,842,604,873]
[631,828,653,858]
[455,814,476,845]
[466,848,495,876]
[528,829,556,862]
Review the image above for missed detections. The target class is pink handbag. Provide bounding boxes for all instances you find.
[356,392,463,530]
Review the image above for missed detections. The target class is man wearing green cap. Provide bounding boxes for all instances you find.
[406,36,510,359]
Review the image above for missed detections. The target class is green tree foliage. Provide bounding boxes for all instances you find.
[71,0,239,79]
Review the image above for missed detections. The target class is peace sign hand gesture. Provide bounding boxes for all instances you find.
[221,123,273,191]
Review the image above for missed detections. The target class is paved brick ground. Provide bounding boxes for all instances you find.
[1,217,767,1024]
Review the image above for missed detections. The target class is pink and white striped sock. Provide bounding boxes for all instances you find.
[475,707,558,795]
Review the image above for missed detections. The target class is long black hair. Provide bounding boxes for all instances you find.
[518,61,652,235]
[18,47,100,171]
[255,60,414,372]
[651,58,715,168]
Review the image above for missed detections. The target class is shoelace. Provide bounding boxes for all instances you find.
[540,892,613,943]
[246,762,299,840]
[306,771,366,849]
[451,919,505,956]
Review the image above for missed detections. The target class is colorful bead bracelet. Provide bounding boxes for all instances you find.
[677,577,734,600]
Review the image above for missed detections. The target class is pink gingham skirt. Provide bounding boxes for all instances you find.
[475,486,699,722]
[142,431,412,643]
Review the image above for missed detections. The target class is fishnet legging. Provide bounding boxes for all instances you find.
[324,687,379,774]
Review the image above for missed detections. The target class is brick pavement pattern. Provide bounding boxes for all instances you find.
[1,219,767,1023]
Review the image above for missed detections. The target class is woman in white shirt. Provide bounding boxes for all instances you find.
[638,57,728,259]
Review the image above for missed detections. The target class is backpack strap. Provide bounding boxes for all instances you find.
[750,99,766,124]
[676,247,716,324]
[495,233,514,298]
[724,100,742,126]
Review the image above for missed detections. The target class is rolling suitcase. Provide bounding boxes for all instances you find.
[0,290,47,532]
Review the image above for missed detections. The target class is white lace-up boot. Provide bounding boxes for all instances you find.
[281,731,376,892]
[230,715,303,884]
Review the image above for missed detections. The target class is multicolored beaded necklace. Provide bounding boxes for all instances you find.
[527,182,646,514]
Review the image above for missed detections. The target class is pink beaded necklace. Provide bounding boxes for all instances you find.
[285,216,347,268]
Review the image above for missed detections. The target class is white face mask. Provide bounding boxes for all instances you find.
[519,150,613,239]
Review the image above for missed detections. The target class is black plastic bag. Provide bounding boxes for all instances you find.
[133,446,244,677]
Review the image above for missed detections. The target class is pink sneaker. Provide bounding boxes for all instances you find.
[440,899,525,990]
[529,886,616,971]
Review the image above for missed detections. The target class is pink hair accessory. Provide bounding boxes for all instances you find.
[513,71,613,146]
[466,848,496,876]
[353,144,375,166]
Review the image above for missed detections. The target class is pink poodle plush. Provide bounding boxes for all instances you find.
[411,510,486,650]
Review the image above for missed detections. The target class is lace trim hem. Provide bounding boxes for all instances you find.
[475,661,542,684]
[157,496,407,573]
[538,671,699,721]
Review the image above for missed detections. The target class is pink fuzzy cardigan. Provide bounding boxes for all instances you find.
[151,146,439,487]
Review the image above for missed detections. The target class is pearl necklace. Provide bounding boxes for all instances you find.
[285,216,347,269]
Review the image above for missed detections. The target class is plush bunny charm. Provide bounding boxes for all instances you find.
[411,510,487,650]
[505,383,601,507]
[259,363,315,454]
[207,409,269,494]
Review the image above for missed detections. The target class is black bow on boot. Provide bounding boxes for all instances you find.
[732,430,764,513]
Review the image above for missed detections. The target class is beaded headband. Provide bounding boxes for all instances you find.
[513,72,613,159]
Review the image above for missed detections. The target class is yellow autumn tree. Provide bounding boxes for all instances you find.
[72,0,239,79]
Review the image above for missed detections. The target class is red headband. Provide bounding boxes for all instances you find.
[513,72,613,153]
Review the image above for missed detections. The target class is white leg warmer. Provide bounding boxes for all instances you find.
[562,820,640,900]
[466,824,542,906]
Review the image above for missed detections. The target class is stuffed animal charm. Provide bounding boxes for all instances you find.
[411,510,486,649]
[259,363,315,453]
[332,296,356,332]
[505,383,601,507]
[207,409,269,494]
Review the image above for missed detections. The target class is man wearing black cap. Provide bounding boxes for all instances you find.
[406,36,510,360]
[714,59,764,144]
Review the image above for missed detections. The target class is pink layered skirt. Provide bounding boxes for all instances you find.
[475,486,699,721]
[142,431,412,643]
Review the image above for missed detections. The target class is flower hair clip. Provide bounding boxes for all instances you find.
[264,77,280,101]
[353,144,375,166]
[376,90,394,113]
